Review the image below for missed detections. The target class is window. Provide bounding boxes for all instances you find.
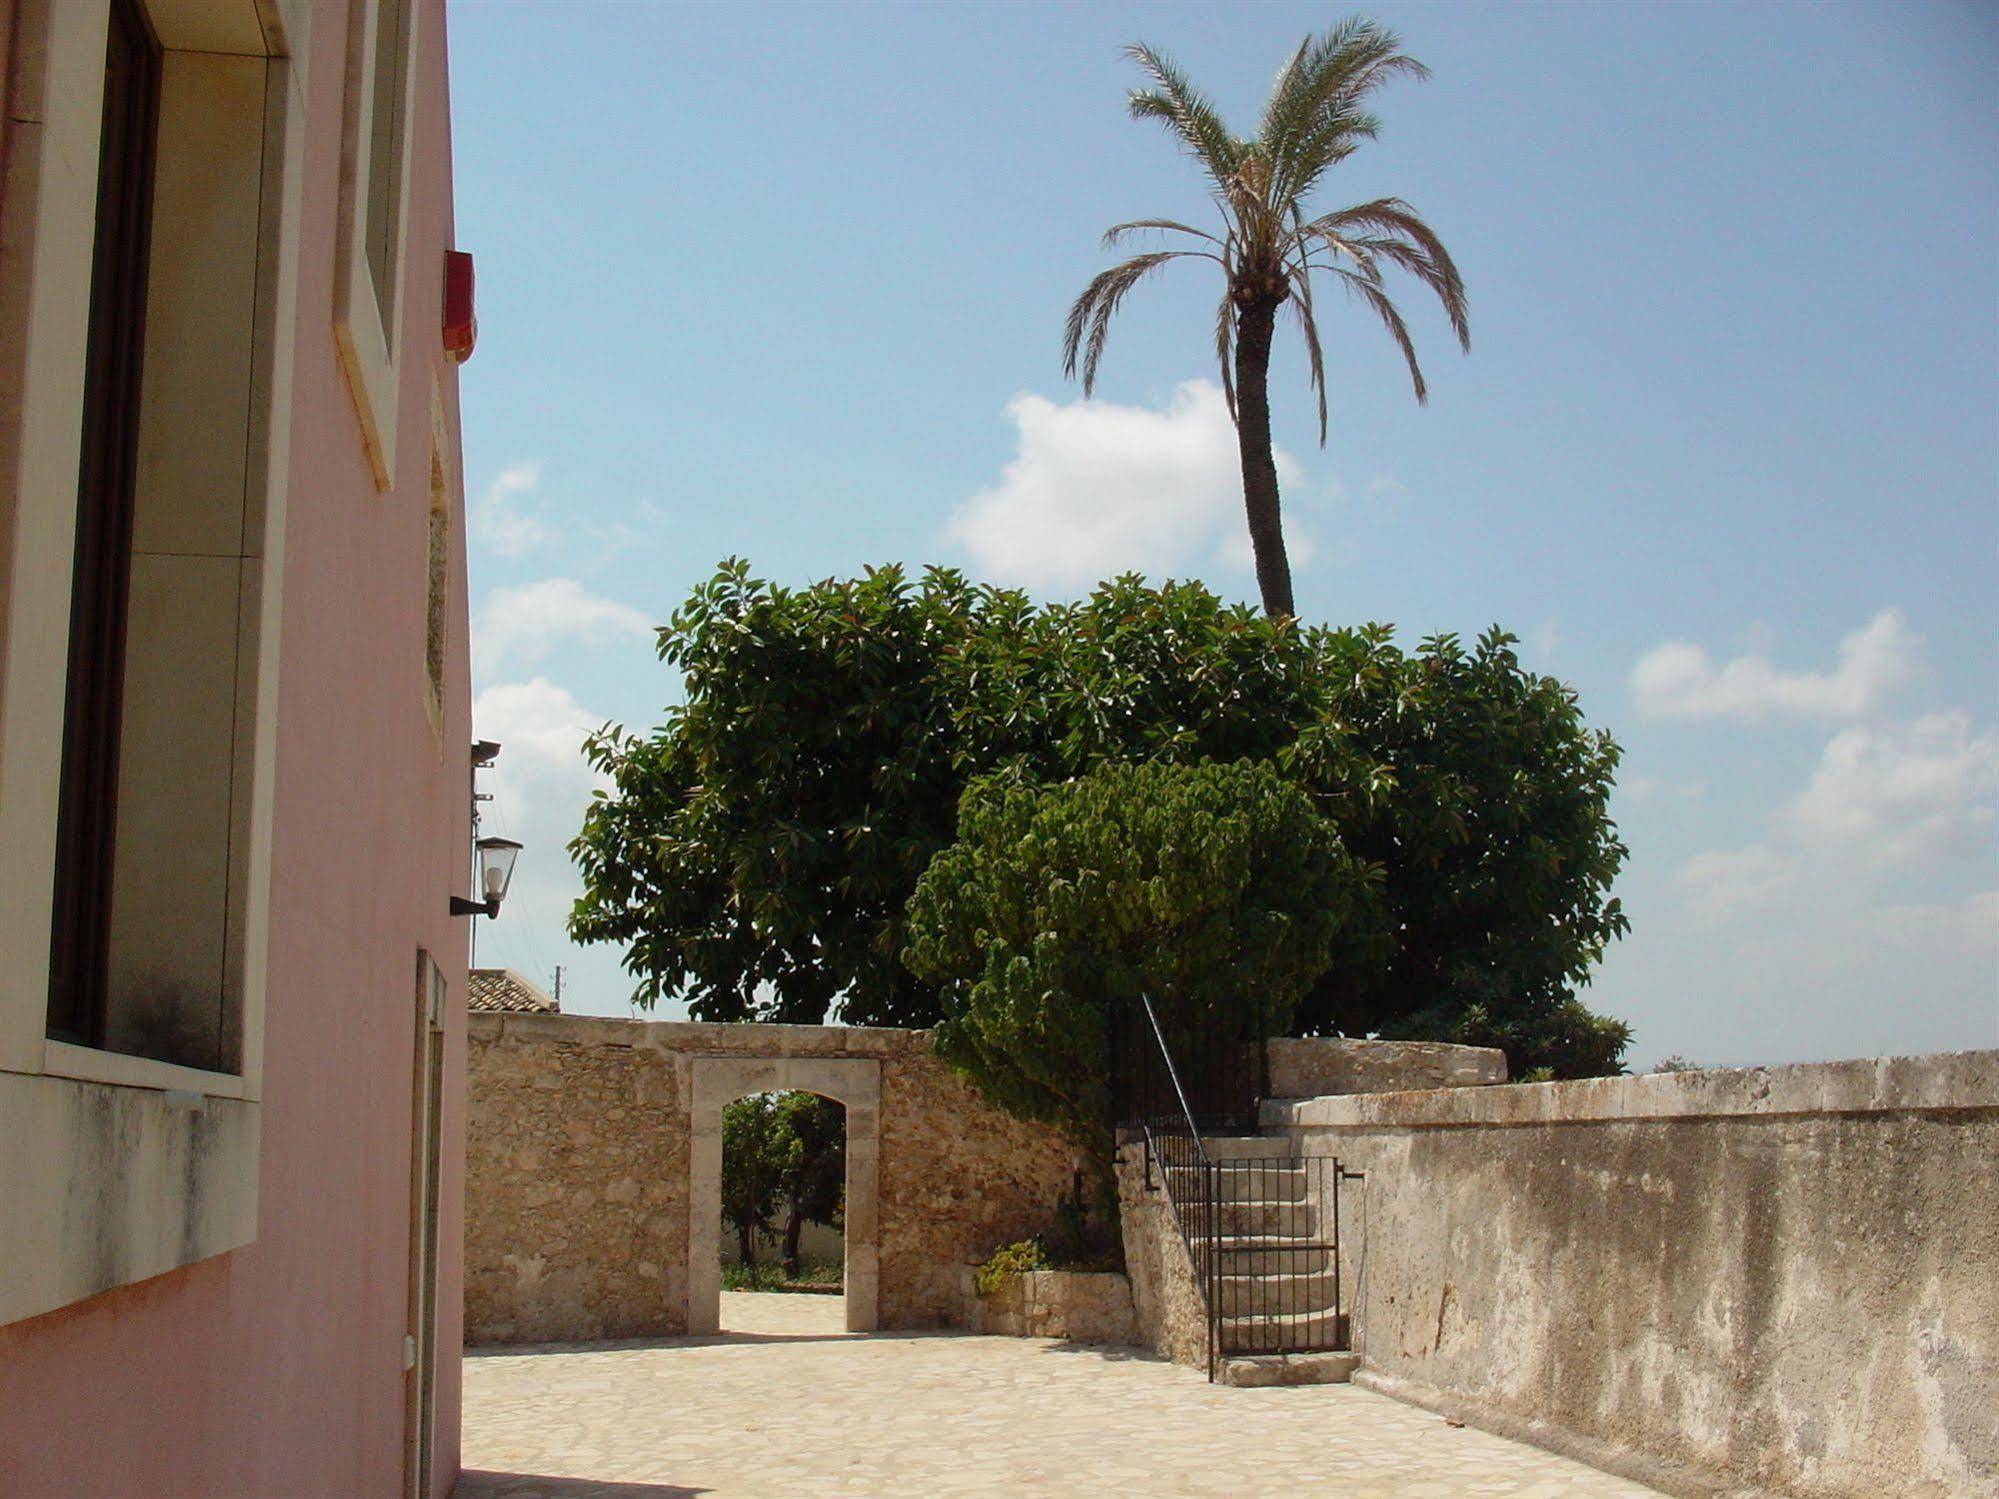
[335,0,420,489]
[0,0,305,1325]
[35,8,282,1077]
[46,0,161,1051]
[366,0,413,327]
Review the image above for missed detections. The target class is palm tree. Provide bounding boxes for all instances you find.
[1063,20,1469,619]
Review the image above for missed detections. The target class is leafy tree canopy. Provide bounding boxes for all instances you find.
[571,561,1631,1076]
[906,760,1363,1155]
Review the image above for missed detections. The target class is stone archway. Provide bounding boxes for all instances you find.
[687,1056,880,1334]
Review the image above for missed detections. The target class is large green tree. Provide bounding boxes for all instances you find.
[1064,21,1468,618]
[905,761,1365,1156]
[571,563,1630,1076]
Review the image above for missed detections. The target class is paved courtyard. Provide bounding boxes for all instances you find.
[458,1292,1661,1498]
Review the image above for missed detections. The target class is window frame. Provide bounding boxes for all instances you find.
[0,0,309,1327]
[333,0,421,491]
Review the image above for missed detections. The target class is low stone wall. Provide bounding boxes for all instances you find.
[968,1270,1137,1344]
[1269,1051,1999,1498]
[1115,1141,1209,1369]
[1264,1036,1507,1100]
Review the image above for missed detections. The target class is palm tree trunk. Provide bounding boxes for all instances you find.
[1232,295,1295,618]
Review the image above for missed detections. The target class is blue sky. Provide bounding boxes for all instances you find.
[449,0,1996,1066]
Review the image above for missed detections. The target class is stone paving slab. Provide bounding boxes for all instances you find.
[458,1292,1661,1498]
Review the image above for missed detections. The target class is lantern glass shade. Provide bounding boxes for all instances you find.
[475,836,522,907]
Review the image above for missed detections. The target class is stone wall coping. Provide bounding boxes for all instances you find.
[468,1011,931,1055]
[1261,1036,1508,1094]
[1267,1048,1999,1130]
[469,1013,1509,1080]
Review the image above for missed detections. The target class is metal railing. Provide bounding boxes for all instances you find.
[1111,993,1265,1182]
[1115,994,1362,1381]
[1201,1154,1363,1365]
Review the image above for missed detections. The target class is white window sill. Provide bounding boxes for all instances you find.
[40,1038,248,1099]
[0,1064,260,1327]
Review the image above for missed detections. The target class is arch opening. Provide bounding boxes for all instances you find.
[718,1089,847,1326]
[687,1056,880,1334]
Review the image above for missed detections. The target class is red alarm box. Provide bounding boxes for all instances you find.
[443,250,476,363]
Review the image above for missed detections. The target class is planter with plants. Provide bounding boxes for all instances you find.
[968,1174,1136,1343]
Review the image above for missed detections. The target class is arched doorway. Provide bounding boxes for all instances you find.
[687,1056,880,1334]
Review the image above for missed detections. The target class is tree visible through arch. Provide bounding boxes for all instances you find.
[721,1091,845,1280]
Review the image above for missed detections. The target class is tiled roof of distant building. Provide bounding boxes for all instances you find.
[467,968,558,1014]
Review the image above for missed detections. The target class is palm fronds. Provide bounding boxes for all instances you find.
[1065,19,1468,432]
[1124,42,1243,193]
[1063,251,1191,393]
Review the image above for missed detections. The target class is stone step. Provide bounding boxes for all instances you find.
[1166,1164,1310,1204]
[1218,1308,1351,1354]
[1215,1271,1339,1316]
[1213,1241,1333,1276]
[1200,1135,1298,1159]
[1219,1350,1360,1388]
[1216,1199,1321,1236]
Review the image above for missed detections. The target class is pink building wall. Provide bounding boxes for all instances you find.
[0,2,471,1494]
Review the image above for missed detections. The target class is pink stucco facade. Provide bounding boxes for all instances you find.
[0,2,472,1494]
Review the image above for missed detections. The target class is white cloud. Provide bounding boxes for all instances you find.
[472,577,653,682]
[1678,844,1797,921]
[471,676,609,946]
[473,461,546,557]
[474,677,605,799]
[1676,704,1997,925]
[1862,889,1999,966]
[948,380,1312,589]
[1781,711,1999,867]
[1630,609,1921,722]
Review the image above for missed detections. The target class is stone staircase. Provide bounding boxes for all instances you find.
[1164,1135,1359,1387]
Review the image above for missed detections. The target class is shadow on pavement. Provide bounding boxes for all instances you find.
[454,1472,709,1498]
[465,1328,966,1358]
[1034,1339,1170,1364]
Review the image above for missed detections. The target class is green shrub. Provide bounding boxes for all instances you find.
[721,1260,785,1292]
[974,1240,1049,1299]
[904,759,1363,1157]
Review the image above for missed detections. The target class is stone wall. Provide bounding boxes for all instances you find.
[1115,1141,1209,1368]
[1269,1051,1999,1499]
[968,1271,1138,1344]
[465,1016,686,1344]
[1263,1036,1506,1099]
[466,1014,1087,1343]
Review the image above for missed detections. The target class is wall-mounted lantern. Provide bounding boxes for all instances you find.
[452,836,522,919]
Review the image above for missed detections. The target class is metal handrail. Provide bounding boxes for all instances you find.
[1137,992,1209,1170]
[1117,995,1364,1381]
